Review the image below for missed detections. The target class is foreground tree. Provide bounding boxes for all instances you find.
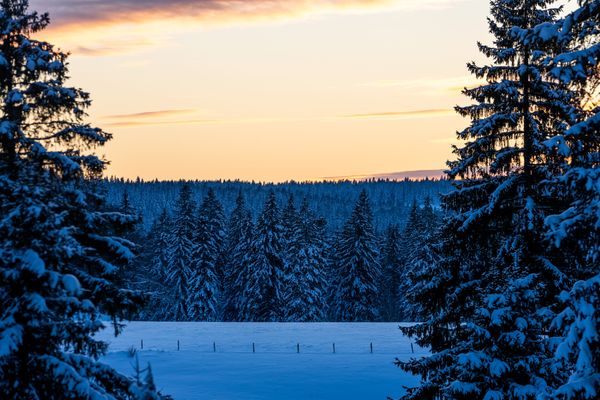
[399,0,580,398]
[0,1,165,398]
[333,190,380,321]
[519,1,600,397]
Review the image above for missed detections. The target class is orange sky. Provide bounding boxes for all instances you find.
[32,0,490,182]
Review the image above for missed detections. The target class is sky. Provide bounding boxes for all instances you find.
[32,0,491,182]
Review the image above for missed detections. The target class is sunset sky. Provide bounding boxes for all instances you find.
[32,0,491,182]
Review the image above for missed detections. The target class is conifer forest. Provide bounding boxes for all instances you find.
[0,0,598,399]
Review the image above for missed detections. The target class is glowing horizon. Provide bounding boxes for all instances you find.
[31,0,490,183]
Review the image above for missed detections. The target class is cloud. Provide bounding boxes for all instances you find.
[103,109,196,120]
[32,0,463,35]
[104,119,218,128]
[100,109,214,128]
[360,76,482,95]
[342,108,454,119]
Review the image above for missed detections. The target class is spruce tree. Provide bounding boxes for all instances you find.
[222,191,250,320]
[378,224,402,321]
[228,210,255,321]
[284,197,327,322]
[399,1,579,398]
[188,189,222,321]
[138,208,172,320]
[519,2,600,397]
[334,190,380,321]
[0,1,164,398]
[165,184,197,321]
[242,191,286,321]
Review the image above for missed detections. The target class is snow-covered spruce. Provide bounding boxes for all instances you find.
[333,190,381,322]
[0,1,166,398]
[398,1,583,398]
[188,189,224,321]
[283,197,328,322]
[519,2,600,397]
[239,191,287,321]
[164,184,197,321]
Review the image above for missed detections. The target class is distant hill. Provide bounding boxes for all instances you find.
[322,169,445,181]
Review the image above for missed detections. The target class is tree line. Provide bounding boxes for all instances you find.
[121,186,441,322]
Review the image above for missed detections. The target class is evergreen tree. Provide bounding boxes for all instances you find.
[519,2,600,397]
[138,208,172,320]
[281,193,299,245]
[165,184,197,321]
[399,1,580,398]
[188,189,222,321]
[222,191,250,320]
[199,188,226,286]
[378,224,402,321]
[228,210,255,321]
[242,191,286,321]
[0,1,164,398]
[334,190,380,321]
[284,197,327,322]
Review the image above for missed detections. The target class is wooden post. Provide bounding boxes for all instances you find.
[370,342,373,353]
[213,342,216,353]
[177,340,180,351]
[333,343,336,354]
[297,343,300,354]
[252,342,255,353]
[411,342,414,354]
[140,339,143,350]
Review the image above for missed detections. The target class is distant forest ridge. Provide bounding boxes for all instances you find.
[102,178,453,232]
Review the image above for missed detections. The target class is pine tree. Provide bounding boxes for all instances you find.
[334,190,380,321]
[242,191,286,321]
[188,189,222,321]
[399,1,580,398]
[284,197,327,322]
[0,1,164,398]
[165,184,197,321]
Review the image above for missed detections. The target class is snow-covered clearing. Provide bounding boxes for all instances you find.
[96,322,426,400]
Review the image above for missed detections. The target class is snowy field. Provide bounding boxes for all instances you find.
[96,322,427,400]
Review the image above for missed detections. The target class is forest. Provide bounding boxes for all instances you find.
[0,0,598,399]
[106,179,446,322]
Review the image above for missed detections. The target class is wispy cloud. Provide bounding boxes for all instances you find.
[360,76,482,95]
[35,0,463,30]
[100,109,212,128]
[103,109,196,120]
[342,108,453,119]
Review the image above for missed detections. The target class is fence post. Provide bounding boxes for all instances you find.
[370,342,373,353]
[252,342,255,353]
[297,343,300,354]
[411,342,414,354]
[140,339,143,350]
[333,343,336,354]
[213,342,216,353]
[177,340,180,351]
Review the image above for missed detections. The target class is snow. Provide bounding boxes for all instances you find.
[96,322,426,400]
